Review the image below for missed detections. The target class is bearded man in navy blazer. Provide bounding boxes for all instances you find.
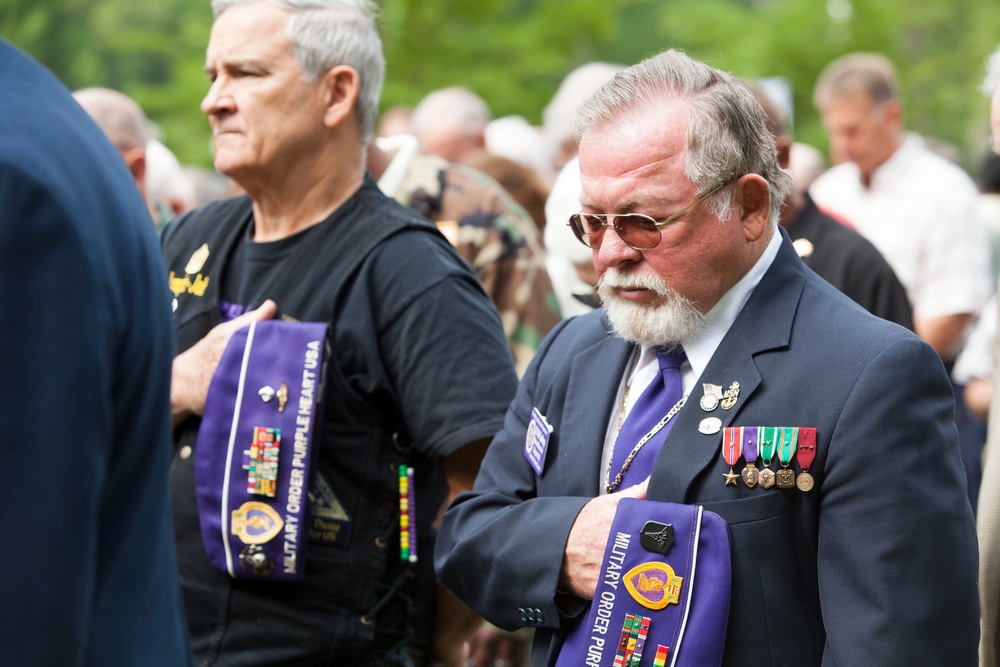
[436,49,979,666]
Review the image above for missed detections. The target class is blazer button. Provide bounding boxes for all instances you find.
[534,608,544,624]
[518,607,527,623]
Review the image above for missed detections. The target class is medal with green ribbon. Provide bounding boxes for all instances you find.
[758,426,777,489]
[776,426,798,489]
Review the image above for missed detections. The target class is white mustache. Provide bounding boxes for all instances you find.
[598,269,671,296]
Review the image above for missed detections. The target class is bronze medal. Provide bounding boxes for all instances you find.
[741,427,760,488]
[776,468,796,489]
[796,428,818,492]
[795,471,815,492]
[757,427,777,489]
[775,427,798,490]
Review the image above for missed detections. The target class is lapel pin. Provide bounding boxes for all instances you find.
[640,521,675,556]
[720,381,740,410]
[184,243,210,275]
[700,383,723,411]
[698,417,722,435]
[276,381,288,413]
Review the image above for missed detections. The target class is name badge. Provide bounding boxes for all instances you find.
[524,408,553,476]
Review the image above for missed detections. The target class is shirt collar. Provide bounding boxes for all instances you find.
[641,227,782,386]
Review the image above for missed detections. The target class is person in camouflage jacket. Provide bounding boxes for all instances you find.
[372,134,562,376]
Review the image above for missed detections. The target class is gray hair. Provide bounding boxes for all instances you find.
[72,87,150,152]
[410,86,492,140]
[575,49,792,228]
[812,52,899,110]
[982,46,1000,96]
[212,0,385,142]
[543,62,624,154]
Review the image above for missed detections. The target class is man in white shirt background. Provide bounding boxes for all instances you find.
[810,51,992,511]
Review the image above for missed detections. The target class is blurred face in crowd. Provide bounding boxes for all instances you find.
[578,100,764,346]
[417,127,483,163]
[201,3,330,189]
[820,92,901,182]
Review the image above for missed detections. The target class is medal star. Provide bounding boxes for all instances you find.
[723,468,739,485]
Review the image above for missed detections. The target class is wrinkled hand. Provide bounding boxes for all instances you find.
[170,300,277,425]
[465,625,530,667]
[559,478,648,600]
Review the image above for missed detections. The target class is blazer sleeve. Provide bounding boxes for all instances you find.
[818,336,979,664]
[435,318,591,631]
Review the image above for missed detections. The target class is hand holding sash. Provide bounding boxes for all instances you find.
[559,478,649,600]
[171,300,277,426]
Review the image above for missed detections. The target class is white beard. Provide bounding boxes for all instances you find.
[597,268,708,347]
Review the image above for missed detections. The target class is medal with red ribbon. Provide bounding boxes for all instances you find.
[776,427,798,489]
[795,428,817,491]
[721,426,743,486]
[741,426,759,488]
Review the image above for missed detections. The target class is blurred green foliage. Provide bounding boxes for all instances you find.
[4,0,999,175]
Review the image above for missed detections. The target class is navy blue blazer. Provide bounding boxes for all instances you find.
[437,231,979,666]
[0,41,193,665]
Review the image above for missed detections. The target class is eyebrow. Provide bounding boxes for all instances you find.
[580,191,682,214]
[203,58,269,75]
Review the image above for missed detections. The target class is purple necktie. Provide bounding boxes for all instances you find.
[607,347,686,490]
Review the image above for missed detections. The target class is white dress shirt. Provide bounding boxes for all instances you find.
[809,134,991,325]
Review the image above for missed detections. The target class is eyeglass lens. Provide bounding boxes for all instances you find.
[569,213,661,249]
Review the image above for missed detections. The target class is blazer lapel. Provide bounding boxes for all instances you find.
[647,231,807,503]
[558,316,634,496]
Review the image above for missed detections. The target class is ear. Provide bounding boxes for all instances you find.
[321,65,361,130]
[883,98,903,132]
[733,174,770,243]
[471,128,486,151]
[122,146,147,193]
[168,197,187,216]
[775,136,792,170]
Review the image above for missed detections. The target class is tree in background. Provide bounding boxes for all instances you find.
[4,0,999,173]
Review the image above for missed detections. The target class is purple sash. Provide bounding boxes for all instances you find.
[555,499,731,667]
[195,320,329,583]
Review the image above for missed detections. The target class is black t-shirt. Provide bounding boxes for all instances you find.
[162,179,518,664]
[219,219,323,320]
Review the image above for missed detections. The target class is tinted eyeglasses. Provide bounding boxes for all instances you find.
[567,179,733,250]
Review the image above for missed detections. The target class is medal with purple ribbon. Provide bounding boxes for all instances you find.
[740,427,759,488]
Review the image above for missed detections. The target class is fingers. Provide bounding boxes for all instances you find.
[618,476,648,500]
[560,480,650,600]
[171,300,278,423]
[247,298,278,322]
[225,299,278,330]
